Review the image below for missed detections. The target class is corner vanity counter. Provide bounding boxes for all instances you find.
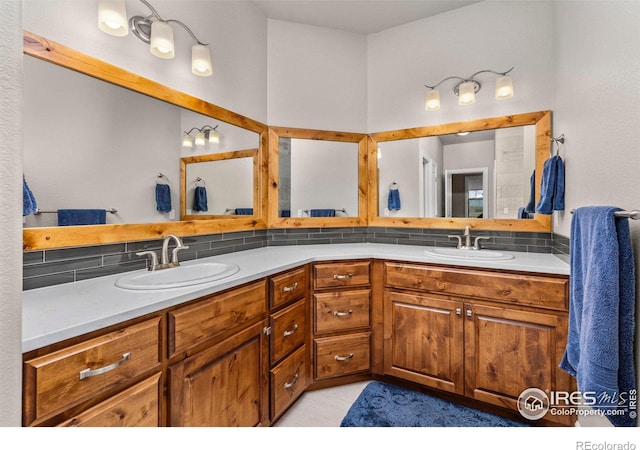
[22,244,572,427]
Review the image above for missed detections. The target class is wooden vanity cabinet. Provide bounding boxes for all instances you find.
[312,260,372,382]
[382,261,573,426]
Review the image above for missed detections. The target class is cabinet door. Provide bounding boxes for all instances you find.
[383,291,464,395]
[168,321,269,427]
[464,303,573,424]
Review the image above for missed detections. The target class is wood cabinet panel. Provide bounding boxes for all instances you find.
[314,289,371,334]
[23,317,161,425]
[168,280,267,358]
[384,262,568,311]
[383,291,464,395]
[314,332,370,380]
[56,373,161,427]
[270,345,308,420]
[270,299,306,365]
[313,261,371,289]
[270,266,307,309]
[168,320,268,427]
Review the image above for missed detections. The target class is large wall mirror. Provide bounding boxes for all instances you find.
[268,127,368,227]
[368,111,552,232]
[22,31,268,250]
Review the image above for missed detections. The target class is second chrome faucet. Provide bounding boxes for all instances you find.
[448,226,490,250]
[136,234,190,271]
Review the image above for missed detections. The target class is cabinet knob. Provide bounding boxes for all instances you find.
[455,308,462,316]
[466,309,473,317]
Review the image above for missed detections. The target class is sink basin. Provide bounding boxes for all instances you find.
[424,247,515,261]
[115,262,240,290]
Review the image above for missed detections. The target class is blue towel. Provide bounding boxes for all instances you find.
[23,176,38,216]
[535,156,565,214]
[388,187,401,211]
[517,207,533,219]
[280,209,291,218]
[193,186,208,212]
[559,206,636,427]
[155,183,172,213]
[235,208,253,215]
[524,170,535,213]
[310,209,335,217]
[57,209,106,226]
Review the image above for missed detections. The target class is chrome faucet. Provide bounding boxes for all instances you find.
[448,226,491,250]
[136,235,189,271]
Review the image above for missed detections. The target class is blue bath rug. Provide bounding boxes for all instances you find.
[340,382,528,427]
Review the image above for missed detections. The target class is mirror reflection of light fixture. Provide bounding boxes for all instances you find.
[182,125,220,149]
[98,0,213,76]
[424,67,514,111]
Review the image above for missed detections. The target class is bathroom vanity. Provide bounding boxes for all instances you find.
[22,244,572,427]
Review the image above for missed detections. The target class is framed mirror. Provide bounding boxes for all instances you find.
[181,149,259,219]
[22,31,268,250]
[268,127,368,227]
[368,111,552,232]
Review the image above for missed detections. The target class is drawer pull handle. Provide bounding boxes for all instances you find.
[333,273,353,280]
[282,282,298,293]
[456,308,462,316]
[283,324,299,337]
[334,353,354,362]
[333,310,353,317]
[79,352,131,380]
[284,373,299,390]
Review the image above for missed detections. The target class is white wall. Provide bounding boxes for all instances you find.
[377,139,420,217]
[0,0,23,427]
[267,18,367,132]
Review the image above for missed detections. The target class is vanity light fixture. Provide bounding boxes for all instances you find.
[182,125,220,148]
[98,0,213,76]
[424,67,514,111]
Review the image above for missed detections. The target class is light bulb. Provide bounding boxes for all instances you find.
[182,134,193,148]
[192,44,213,77]
[208,130,220,144]
[150,21,175,59]
[458,81,476,106]
[195,132,206,146]
[425,89,440,111]
[98,0,128,36]
[495,75,514,99]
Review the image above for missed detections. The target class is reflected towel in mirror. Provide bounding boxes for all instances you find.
[388,183,401,211]
[235,208,253,215]
[155,183,172,212]
[58,209,106,226]
[193,186,208,212]
[310,209,335,217]
[23,175,38,216]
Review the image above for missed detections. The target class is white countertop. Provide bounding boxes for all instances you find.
[22,243,569,353]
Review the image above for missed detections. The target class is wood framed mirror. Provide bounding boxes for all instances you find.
[22,31,268,251]
[368,111,552,232]
[268,126,368,228]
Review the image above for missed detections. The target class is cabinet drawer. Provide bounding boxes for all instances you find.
[23,317,161,425]
[384,262,568,311]
[168,280,267,357]
[313,261,371,289]
[271,345,307,420]
[57,373,161,427]
[314,332,370,380]
[270,299,306,364]
[270,267,307,309]
[314,289,370,334]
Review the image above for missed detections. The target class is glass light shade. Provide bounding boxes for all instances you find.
[495,75,514,99]
[150,21,175,59]
[182,134,193,148]
[195,132,206,146]
[458,81,476,105]
[98,0,128,36]
[424,89,440,111]
[208,130,220,144]
[192,44,213,77]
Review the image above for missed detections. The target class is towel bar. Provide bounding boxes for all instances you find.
[34,208,118,215]
[570,209,640,220]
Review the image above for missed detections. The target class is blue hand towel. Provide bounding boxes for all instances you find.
[57,209,106,226]
[193,186,208,212]
[155,183,172,213]
[524,170,535,213]
[559,206,636,427]
[280,209,291,218]
[535,156,565,214]
[235,208,253,215]
[388,186,401,211]
[23,176,38,216]
[310,209,335,217]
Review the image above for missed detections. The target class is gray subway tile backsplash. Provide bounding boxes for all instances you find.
[22,227,569,290]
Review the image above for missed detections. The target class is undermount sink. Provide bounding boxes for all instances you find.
[424,247,515,261]
[115,262,240,290]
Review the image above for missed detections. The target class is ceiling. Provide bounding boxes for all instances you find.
[250,0,481,35]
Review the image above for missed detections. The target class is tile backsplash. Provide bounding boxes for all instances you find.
[23,227,569,290]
